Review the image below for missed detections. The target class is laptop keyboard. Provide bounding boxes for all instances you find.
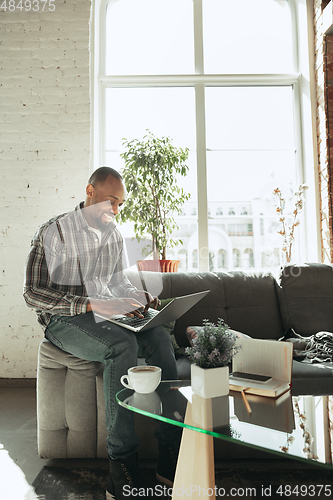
[115,308,159,328]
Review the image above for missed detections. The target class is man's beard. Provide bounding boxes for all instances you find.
[95,212,114,232]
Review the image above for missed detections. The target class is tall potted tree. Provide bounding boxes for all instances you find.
[118,131,190,272]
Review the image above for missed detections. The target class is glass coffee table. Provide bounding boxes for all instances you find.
[117,381,332,499]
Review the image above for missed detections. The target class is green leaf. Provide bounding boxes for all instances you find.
[118,130,190,257]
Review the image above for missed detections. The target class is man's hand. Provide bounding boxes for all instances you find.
[87,297,146,319]
[130,290,161,313]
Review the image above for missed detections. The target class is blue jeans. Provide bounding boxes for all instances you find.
[45,312,179,460]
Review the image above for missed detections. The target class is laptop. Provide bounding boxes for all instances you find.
[96,290,210,332]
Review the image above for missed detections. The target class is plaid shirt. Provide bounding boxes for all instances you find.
[23,202,137,330]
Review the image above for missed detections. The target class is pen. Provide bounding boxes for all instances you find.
[241,389,252,414]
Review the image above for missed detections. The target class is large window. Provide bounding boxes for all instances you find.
[95,0,317,274]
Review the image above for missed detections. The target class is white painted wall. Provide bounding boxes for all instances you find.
[0,1,92,377]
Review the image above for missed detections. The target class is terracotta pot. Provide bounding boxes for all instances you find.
[136,260,180,272]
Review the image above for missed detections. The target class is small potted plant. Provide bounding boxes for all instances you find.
[118,130,190,272]
[185,319,240,399]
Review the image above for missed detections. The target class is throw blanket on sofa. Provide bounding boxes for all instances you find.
[279,328,333,364]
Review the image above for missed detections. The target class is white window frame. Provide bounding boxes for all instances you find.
[92,0,320,272]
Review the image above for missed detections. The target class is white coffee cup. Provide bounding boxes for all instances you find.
[120,366,162,394]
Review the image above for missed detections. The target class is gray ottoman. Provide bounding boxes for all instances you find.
[37,339,108,458]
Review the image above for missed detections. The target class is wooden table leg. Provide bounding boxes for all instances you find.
[172,395,216,500]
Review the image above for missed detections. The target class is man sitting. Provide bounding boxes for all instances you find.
[24,167,180,499]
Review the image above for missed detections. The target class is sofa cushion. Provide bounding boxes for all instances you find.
[276,263,333,336]
[220,271,284,340]
[125,270,284,344]
[291,360,333,395]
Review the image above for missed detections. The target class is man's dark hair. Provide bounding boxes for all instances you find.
[88,166,123,186]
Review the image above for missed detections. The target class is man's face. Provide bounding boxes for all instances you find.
[85,176,126,231]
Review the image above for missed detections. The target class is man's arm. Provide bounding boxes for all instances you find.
[24,229,145,319]
[23,234,89,317]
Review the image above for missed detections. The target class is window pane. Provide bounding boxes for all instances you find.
[203,0,294,74]
[105,87,198,263]
[206,151,299,274]
[106,0,194,75]
[205,87,295,151]
[105,88,196,151]
[166,151,199,269]
[205,84,298,274]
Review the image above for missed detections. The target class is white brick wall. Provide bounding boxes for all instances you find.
[0,1,92,377]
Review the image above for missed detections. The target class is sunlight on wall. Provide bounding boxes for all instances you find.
[0,446,38,500]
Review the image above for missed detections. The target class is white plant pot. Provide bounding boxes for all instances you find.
[191,364,229,399]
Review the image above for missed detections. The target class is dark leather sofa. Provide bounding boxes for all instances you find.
[128,263,333,396]
[130,263,333,461]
